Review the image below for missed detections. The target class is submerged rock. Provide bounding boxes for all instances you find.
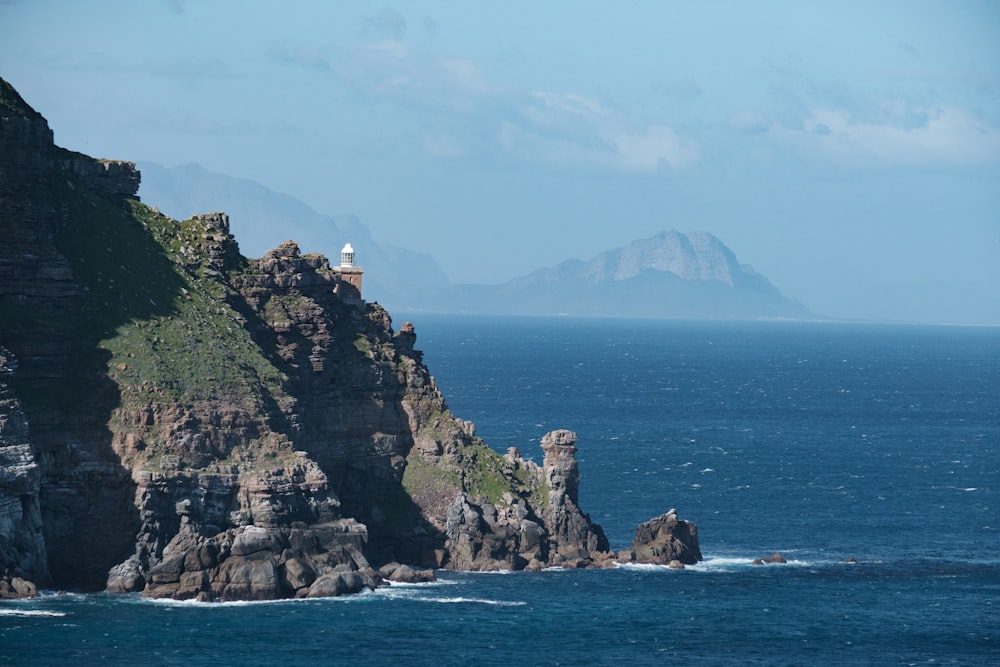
[752,552,787,565]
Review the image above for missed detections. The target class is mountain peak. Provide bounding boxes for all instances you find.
[586,229,743,285]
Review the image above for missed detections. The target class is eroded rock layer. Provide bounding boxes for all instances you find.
[0,77,698,599]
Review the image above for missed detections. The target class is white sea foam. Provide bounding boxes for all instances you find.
[684,555,820,572]
[144,589,379,607]
[0,609,67,617]
[427,597,526,606]
[375,586,525,606]
[384,578,460,587]
[616,562,680,572]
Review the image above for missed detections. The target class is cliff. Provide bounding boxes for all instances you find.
[0,78,697,600]
[135,161,452,306]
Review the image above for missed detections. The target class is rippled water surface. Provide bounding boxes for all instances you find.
[3,317,998,665]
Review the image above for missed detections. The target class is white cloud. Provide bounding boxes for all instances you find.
[769,105,1000,166]
[502,91,698,171]
[274,35,698,172]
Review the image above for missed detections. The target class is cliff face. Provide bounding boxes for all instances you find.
[0,346,47,597]
[0,78,664,600]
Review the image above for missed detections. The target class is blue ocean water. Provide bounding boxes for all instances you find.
[2,316,998,665]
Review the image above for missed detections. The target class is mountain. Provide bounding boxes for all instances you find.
[0,78,698,600]
[136,161,452,306]
[138,165,809,320]
[420,230,814,319]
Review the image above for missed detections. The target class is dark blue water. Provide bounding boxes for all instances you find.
[3,317,998,665]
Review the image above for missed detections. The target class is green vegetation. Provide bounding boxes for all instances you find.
[460,445,513,505]
[353,335,371,356]
[22,175,297,471]
[58,199,287,405]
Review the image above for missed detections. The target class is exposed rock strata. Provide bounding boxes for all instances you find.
[0,77,701,600]
[0,347,47,596]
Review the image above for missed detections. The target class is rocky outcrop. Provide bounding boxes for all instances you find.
[0,77,699,600]
[440,431,613,571]
[131,521,377,601]
[540,430,611,564]
[624,508,702,566]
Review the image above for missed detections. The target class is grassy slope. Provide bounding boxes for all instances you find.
[44,170,293,470]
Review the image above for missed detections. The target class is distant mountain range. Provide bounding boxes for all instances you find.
[138,163,813,320]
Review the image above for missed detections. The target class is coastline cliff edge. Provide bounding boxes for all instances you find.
[0,77,700,600]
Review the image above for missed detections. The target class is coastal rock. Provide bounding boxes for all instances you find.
[306,570,372,598]
[140,520,376,601]
[0,346,49,593]
[752,552,787,565]
[0,77,698,600]
[379,562,436,583]
[630,509,702,565]
[440,430,611,571]
[540,430,610,563]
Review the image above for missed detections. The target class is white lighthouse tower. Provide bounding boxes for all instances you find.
[340,243,355,268]
[333,242,363,302]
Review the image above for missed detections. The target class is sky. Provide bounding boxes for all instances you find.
[2,0,999,324]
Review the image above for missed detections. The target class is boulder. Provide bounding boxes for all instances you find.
[380,563,436,584]
[231,526,281,556]
[280,557,317,591]
[307,571,368,598]
[212,557,280,601]
[630,509,702,565]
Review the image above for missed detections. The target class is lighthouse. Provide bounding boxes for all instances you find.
[333,242,363,303]
[340,243,355,268]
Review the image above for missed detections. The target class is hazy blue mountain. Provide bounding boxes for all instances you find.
[136,162,451,306]
[419,230,814,319]
[137,164,810,320]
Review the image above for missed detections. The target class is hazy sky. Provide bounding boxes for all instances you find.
[2,1,999,324]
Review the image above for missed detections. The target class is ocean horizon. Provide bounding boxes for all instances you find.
[3,316,997,665]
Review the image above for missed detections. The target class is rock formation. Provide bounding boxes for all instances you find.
[0,347,48,596]
[438,431,613,572]
[624,508,702,566]
[0,77,699,600]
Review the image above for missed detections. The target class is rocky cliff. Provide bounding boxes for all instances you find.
[0,78,698,600]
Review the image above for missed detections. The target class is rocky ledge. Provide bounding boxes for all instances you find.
[0,76,702,600]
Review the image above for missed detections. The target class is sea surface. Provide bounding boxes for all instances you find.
[2,316,998,665]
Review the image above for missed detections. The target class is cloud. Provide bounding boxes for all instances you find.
[501,91,698,171]
[271,27,698,173]
[769,105,1000,166]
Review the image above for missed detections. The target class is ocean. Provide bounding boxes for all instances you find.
[2,316,998,665]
